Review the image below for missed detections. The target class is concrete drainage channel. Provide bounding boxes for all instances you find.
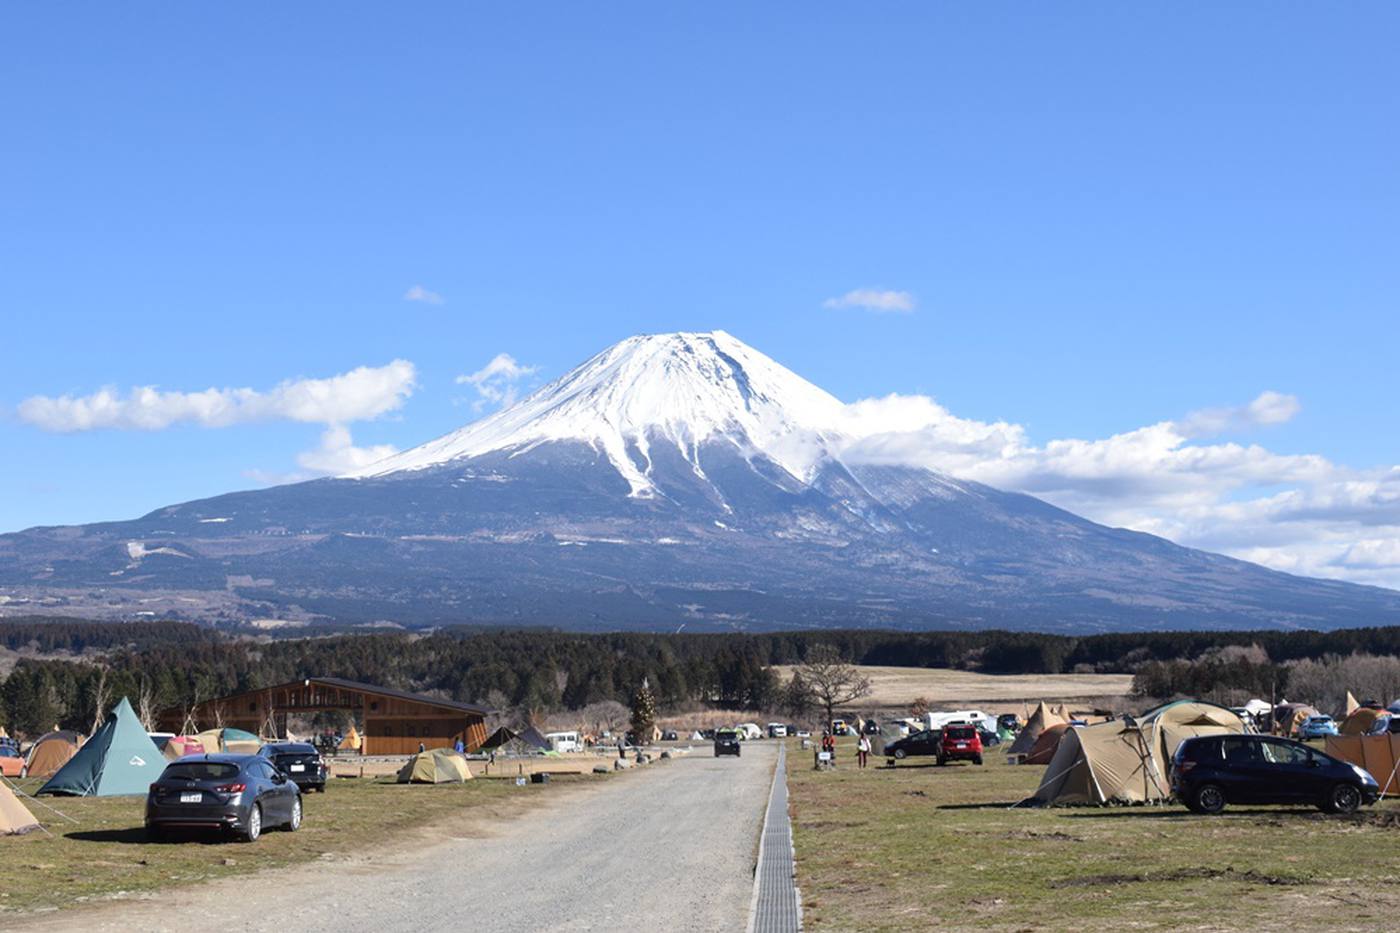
[748,742,802,932]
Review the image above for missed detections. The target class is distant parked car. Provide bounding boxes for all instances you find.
[1298,716,1340,739]
[661,729,678,742]
[997,713,1021,733]
[884,729,942,763]
[700,729,716,740]
[1172,734,1378,815]
[938,724,983,766]
[977,727,1000,748]
[862,720,881,735]
[146,754,302,842]
[258,742,328,793]
[0,745,22,778]
[794,729,811,739]
[714,729,742,757]
[767,723,788,738]
[830,719,849,736]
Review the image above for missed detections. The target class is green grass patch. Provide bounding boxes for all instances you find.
[1,773,585,915]
[788,738,1400,932]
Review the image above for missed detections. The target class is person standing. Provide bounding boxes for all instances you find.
[857,733,871,768]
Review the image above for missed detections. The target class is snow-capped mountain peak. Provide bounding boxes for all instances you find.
[347,331,850,494]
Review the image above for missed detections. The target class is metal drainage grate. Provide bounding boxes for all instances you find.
[749,743,801,932]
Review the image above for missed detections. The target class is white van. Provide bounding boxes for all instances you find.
[544,731,581,753]
[767,722,788,738]
[923,710,993,731]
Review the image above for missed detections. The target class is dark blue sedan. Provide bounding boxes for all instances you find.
[1171,734,1378,815]
[146,754,302,842]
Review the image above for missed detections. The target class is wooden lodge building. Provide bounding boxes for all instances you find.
[159,677,492,755]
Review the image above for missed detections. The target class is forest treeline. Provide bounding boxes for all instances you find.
[4,617,1400,737]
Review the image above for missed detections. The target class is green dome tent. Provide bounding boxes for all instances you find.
[37,698,165,797]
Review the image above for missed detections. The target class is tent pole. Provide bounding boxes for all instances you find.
[3,776,78,825]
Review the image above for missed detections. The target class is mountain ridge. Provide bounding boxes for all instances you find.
[2,331,1397,633]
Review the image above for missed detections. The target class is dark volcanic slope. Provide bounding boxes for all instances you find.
[2,439,1397,632]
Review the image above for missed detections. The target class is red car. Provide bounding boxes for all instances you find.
[938,724,984,766]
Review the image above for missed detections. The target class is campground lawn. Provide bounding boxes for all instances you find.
[789,737,1400,932]
[0,772,588,916]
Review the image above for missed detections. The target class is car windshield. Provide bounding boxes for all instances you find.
[946,726,974,739]
[163,761,240,781]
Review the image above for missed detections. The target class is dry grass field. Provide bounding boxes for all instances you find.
[788,735,1400,932]
[0,770,596,916]
[772,664,1134,713]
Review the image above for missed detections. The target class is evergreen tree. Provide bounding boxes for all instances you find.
[630,677,656,743]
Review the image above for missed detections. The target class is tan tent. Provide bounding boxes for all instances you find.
[396,748,472,784]
[1345,691,1360,716]
[193,729,262,755]
[337,726,361,753]
[1339,707,1391,737]
[1273,703,1318,737]
[1031,701,1248,805]
[1024,723,1071,766]
[1327,734,1400,792]
[0,780,40,836]
[23,732,81,779]
[1008,702,1069,760]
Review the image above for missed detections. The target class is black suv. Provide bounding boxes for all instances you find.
[146,754,302,842]
[1172,734,1379,815]
[258,742,328,792]
[714,729,741,757]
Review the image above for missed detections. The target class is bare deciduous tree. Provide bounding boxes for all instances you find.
[137,677,159,732]
[91,666,111,733]
[909,696,931,718]
[794,645,872,729]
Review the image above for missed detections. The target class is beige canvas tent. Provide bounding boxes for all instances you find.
[1031,701,1248,805]
[1008,702,1069,760]
[1327,734,1400,792]
[1273,703,1318,737]
[396,748,472,784]
[1340,707,1390,736]
[1,780,40,835]
[1025,723,1071,766]
[193,728,262,755]
[23,732,81,779]
[337,726,361,753]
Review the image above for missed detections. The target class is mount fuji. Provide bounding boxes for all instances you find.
[4,331,1399,632]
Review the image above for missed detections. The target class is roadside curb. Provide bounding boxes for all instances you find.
[747,742,801,933]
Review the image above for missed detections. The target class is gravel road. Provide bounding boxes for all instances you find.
[32,744,778,933]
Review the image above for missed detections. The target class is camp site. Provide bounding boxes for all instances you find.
[3,624,1400,932]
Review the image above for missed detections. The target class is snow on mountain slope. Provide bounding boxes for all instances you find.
[347,331,851,495]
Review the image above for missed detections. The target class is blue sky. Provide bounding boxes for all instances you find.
[3,6,1398,584]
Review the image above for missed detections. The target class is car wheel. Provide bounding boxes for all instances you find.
[1326,783,1362,815]
[286,797,303,831]
[937,755,946,767]
[974,755,983,766]
[893,749,906,760]
[241,803,263,842]
[1191,783,1227,815]
[146,824,165,842]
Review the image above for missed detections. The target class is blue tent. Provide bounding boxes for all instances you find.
[37,697,165,796]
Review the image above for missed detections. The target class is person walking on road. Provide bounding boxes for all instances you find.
[857,733,871,768]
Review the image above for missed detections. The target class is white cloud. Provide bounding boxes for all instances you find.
[836,391,1400,589]
[403,285,444,305]
[17,361,418,433]
[1179,390,1301,438]
[294,425,399,476]
[822,288,916,314]
[455,353,539,411]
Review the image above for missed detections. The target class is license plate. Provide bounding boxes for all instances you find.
[180,792,201,803]
[290,764,305,772]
